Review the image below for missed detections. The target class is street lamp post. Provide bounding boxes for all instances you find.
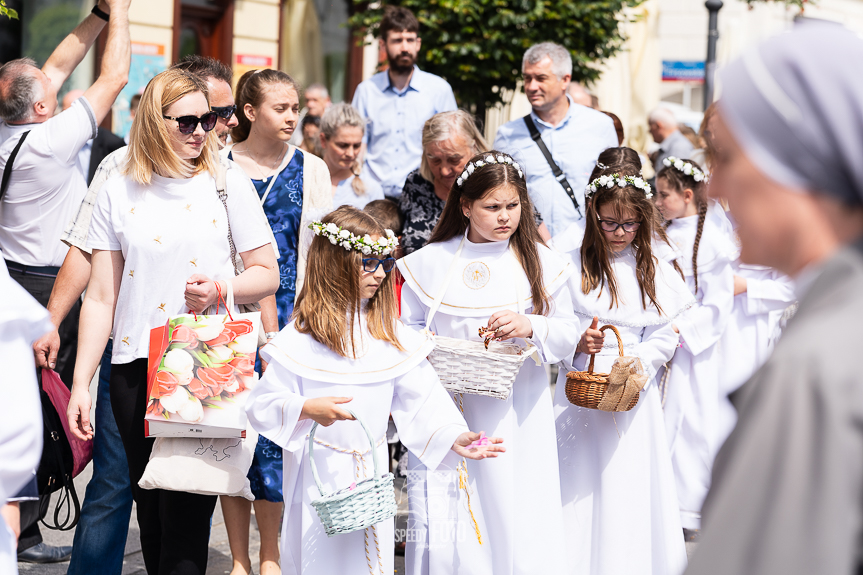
[704,0,723,109]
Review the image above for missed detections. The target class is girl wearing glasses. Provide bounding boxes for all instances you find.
[397,151,577,575]
[245,206,504,575]
[654,158,736,537]
[222,69,333,575]
[70,68,279,574]
[552,160,693,575]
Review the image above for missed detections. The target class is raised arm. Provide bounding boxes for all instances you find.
[80,0,132,125]
[41,0,111,91]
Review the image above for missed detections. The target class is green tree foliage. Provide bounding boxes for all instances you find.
[349,0,639,115]
[0,0,19,19]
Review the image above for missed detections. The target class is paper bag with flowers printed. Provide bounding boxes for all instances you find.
[145,307,261,438]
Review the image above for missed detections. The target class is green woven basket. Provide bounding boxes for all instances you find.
[308,410,397,537]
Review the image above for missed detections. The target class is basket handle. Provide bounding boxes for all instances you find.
[307,409,381,498]
[586,324,624,374]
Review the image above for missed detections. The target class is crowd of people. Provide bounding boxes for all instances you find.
[2,2,863,575]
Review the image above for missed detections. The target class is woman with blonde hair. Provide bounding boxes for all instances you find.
[222,68,332,575]
[319,102,384,209]
[67,68,279,574]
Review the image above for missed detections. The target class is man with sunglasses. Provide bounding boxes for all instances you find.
[24,55,245,575]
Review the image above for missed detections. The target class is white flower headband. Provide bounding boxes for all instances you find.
[585,173,653,200]
[456,154,524,187]
[309,221,398,256]
[662,157,707,182]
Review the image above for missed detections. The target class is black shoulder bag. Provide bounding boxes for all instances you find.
[523,115,582,218]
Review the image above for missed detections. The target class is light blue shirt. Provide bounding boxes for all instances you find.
[352,65,457,198]
[332,171,384,210]
[494,97,618,236]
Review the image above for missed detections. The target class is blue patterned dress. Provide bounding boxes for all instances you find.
[230,149,305,502]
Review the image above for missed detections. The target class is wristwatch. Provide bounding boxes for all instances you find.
[265,331,279,340]
[91,4,109,21]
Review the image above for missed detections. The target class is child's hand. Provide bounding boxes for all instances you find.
[733,274,748,296]
[451,431,506,460]
[486,310,533,341]
[300,397,355,426]
[576,316,605,354]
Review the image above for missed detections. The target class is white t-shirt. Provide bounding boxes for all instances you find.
[88,169,272,364]
[0,98,98,266]
[332,171,384,210]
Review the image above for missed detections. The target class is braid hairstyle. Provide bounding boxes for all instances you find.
[656,158,709,294]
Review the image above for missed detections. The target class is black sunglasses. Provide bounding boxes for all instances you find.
[163,111,218,134]
[362,257,396,273]
[598,218,641,233]
[211,105,237,120]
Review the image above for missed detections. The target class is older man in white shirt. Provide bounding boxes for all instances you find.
[494,42,618,237]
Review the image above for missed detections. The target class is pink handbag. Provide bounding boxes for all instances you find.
[42,368,93,477]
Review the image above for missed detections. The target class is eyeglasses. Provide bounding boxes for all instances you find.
[362,257,396,273]
[211,105,236,120]
[598,218,641,233]
[162,111,218,134]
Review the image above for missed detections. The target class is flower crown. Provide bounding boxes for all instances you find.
[457,153,524,187]
[309,221,398,256]
[585,174,653,200]
[662,157,707,182]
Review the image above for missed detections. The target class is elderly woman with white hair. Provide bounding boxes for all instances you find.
[399,110,548,254]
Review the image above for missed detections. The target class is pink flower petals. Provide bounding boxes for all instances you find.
[467,432,492,450]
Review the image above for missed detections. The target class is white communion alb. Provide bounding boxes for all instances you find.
[0,263,53,574]
[551,235,693,575]
[398,233,578,575]
[663,205,737,529]
[245,316,470,575]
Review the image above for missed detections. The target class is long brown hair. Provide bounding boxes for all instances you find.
[293,206,404,357]
[428,150,551,316]
[231,68,301,144]
[657,159,709,294]
[581,162,666,313]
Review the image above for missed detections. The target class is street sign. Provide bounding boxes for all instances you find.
[662,61,705,82]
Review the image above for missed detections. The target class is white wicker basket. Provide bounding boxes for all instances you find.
[308,411,397,537]
[428,336,536,400]
[423,233,537,401]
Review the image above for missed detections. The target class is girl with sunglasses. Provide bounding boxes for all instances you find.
[220,69,333,575]
[398,151,577,575]
[70,68,279,574]
[654,158,736,536]
[553,159,693,575]
[245,206,503,575]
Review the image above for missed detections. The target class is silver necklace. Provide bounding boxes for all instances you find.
[239,142,285,182]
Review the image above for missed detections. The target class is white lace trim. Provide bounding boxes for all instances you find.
[573,299,695,329]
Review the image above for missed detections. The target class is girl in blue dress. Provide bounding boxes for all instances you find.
[223,68,333,575]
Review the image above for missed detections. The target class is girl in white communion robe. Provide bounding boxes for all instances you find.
[398,152,578,575]
[553,166,693,575]
[245,207,504,575]
[654,158,737,531]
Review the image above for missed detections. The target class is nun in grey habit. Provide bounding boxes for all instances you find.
[686,20,863,575]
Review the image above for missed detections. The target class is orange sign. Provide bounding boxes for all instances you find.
[233,54,275,87]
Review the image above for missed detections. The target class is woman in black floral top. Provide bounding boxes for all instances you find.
[399,111,547,254]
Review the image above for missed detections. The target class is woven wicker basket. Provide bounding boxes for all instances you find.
[565,325,639,412]
[428,336,536,400]
[308,411,397,537]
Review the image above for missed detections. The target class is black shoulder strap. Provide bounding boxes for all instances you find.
[523,115,581,217]
[0,130,31,203]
